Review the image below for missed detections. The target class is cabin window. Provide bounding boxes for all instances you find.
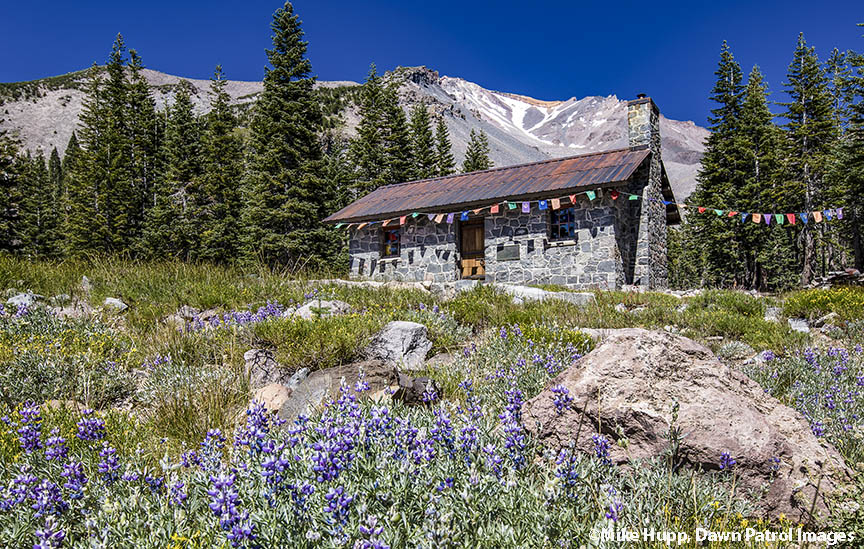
[381,227,401,258]
[549,207,577,240]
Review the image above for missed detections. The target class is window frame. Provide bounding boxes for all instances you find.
[380,227,401,258]
[548,206,578,241]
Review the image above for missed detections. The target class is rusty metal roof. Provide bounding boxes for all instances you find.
[324,147,652,223]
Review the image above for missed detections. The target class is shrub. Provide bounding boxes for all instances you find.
[783,287,864,321]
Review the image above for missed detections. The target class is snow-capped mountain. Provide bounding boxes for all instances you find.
[0,66,708,200]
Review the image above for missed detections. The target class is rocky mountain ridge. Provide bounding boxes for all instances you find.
[0,65,708,200]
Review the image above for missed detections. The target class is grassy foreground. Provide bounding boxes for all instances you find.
[0,256,863,547]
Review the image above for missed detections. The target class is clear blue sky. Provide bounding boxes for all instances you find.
[0,0,860,125]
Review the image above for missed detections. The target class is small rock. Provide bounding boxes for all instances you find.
[813,312,838,328]
[292,299,351,320]
[103,297,128,311]
[425,353,454,369]
[365,321,433,371]
[253,383,292,414]
[787,318,810,333]
[6,292,42,308]
[176,305,201,319]
[676,303,689,313]
[496,284,596,307]
[705,335,724,341]
[286,367,309,390]
[764,307,781,322]
[614,303,627,313]
[392,373,439,405]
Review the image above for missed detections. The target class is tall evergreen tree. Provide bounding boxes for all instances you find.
[127,49,162,252]
[349,65,388,197]
[196,66,244,263]
[461,129,493,173]
[144,79,201,258]
[409,104,436,179]
[240,1,331,266]
[434,118,455,177]
[779,33,838,284]
[679,41,747,287]
[19,151,61,256]
[381,83,412,185]
[0,124,22,254]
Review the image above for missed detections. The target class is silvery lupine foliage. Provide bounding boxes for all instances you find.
[0,318,752,547]
[743,345,864,464]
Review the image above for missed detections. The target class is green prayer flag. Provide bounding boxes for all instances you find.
[628,194,638,200]
[714,209,723,216]
[586,190,596,201]
[507,202,517,210]
[411,212,419,218]
[775,214,783,225]
[335,223,343,229]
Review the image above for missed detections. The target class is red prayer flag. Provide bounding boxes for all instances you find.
[786,213,796,225]
[490,204,500,214]
[728,211,737,217]
[568,194,577,204]
[698,207,706,214]
[610,190,619,200]
[399,215,407,225]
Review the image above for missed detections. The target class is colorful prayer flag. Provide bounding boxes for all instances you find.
[663,200,674,206]
[472,208,482,215]
[335,223,343,229]
[775,214,783,225]
[490,204,500,214]
[586,190,596,201]
[427,214,435,221]
[411,212,419,218]
[741,213,749,223]
[698,207,706,214]
[568,194,578,204]
[824,209,833,221]
[786,213,796,225]
[538,200,548,210]
[800,212,809,224]
[435,214,445,223]
[764,215,772,226]
[358,223,368,230]
[837,208,844,220]
[714,209,723,216]
[610,190,619,200]
[399,216,407,225]
[752,214,762,224]
[383,219,392,227]
[728,211,737,218]
[551,198,561,210]
[446,213,455,224]
[813,211,823,223]
[628,194,639,200]
[521,202,530,213]
[507,202,517,210]
[460,212,469,221]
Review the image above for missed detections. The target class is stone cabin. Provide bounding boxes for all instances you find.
[324,97,680,290]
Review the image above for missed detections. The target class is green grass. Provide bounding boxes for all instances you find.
[782,286,864,321]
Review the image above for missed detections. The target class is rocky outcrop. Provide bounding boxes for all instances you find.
[244,349,292,388]
[365,321,433,371]
[103,297,128,311]
[522,328,851,521]
[6,292,42,308]
[495,284,595,307]
[289,299,352,320]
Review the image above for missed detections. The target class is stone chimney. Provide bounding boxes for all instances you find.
[627,95,660,150]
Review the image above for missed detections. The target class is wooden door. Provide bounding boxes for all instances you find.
[460,220,485,279]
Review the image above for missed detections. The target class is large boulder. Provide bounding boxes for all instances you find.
[495,284,595,307]
[522,328,851,522]
[244,349,292,388]
[103,297,128,312]
[278,360,396,421]
[6,292,43,308]
[291,299,352,320]
[365,321,433,371]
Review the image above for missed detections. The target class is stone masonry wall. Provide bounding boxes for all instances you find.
[348,216,459,282]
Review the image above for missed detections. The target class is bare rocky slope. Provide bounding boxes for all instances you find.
[0,66,708,200]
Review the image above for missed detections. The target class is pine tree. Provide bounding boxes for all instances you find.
[381,83,412,185]
[196,66,244,263]
[144,79,202,258]
[680,41,747,288]
[461,129,493,173]
[779,33,838,284]
[0,124,22,254]
[409,104,436,179]
[349,64,388,197]
[18,151,60,257]
[47,147,64,255]
[60,133,82,253]
[240,1,331,266]
[434,117,455,176]
[127,49,162,252]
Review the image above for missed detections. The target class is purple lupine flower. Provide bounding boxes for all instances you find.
[761,350,776,362]
[31,480,66,517]
[483,445,503,477]
[17,402,42,453]
[605,501,623,522]
[33,516,65,549]
[550,385,573,415]
[592,434,613,466]
[170,481,187,506]
[44,430,67,461]
[719,451,736,470]
[226,512,257,548]
[356,514,389,549]
[555,448,580,496]
[200,429,226,471]
[323,485,354,525]
[234,402,270,455]
[75,409,105,442]
[97,444,120,483]
[811,421,825,438]
[61,461,87,498]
